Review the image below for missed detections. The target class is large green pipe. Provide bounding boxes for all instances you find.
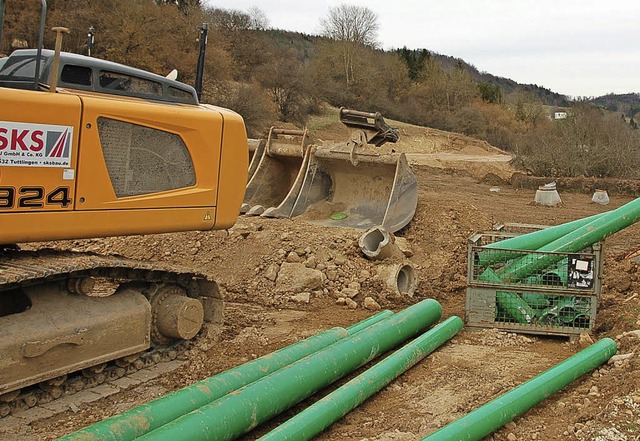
[61,312,393,441]
[346,310,394,333]
[258,316,463,441]
[137,299,443,441]
[499,196,640,284]
[484,196,640,323]
[476,213,606,267]
[479,269,536,324]
[422,338,617,441]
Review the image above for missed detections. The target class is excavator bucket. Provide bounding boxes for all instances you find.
[262,108,418,233]
[241,127,309,215]
[288,148,418,232]
[247,137,266,183]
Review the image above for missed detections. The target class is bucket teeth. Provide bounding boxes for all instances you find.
[246,205,265,216]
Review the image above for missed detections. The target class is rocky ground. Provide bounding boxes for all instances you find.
[2,124,640,440]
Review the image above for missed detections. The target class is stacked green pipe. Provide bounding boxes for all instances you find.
[61,310,393,441]
[423,338,617,441]
[481,196,640,323]
[136,299,443,441]
[476,212,605,267]
[495,196,640,284]
[259,316,463,441]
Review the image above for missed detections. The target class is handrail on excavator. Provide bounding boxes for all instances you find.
[0,0,48,90]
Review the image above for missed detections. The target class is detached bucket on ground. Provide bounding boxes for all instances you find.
[290,148,418,232]
[241,128,309,215]
[246,138,266,183]
[245,109,419,233]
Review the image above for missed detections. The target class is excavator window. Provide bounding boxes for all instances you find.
[99,71,162,96]
[60,64,92,86]
[97,117,196,197]
[0,54,45,82]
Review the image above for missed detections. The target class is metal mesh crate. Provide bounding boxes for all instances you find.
[465,227,603,337]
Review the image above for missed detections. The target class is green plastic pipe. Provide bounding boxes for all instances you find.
[137,299,443,441]
[499,196,640,285]
[483,196,640,323]
[523,258,568,288]
[62,312,392,441]
[476,212,606,267]
[422,337,617,441]
[258,316,463,441]
[480,268,536,324]
[346,310,394,333]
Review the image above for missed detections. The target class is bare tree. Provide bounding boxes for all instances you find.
[320,4,379,47]
[247,7,269,30]
[319,4,379,88]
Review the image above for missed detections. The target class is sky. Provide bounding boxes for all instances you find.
[203,0,639,98]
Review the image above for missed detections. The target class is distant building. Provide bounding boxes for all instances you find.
[554,111,568,120]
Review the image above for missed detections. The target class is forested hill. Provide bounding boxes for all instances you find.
[395,47,570,107]
[590,93,640,112]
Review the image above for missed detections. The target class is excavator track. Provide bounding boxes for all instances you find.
[0,248,223,419]
[0,337,191,419]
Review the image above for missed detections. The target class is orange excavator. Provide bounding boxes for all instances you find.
[0,1,247,416]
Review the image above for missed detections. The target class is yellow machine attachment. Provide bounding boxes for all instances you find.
[241,127,310,216]
[247,108,418,233]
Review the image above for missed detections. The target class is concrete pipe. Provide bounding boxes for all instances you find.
[358,227,403,260]
[376,263,418,296]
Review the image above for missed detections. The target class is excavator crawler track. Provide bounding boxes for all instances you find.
[0,249,223,419]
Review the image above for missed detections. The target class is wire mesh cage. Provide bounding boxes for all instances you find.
[465,227,603,337]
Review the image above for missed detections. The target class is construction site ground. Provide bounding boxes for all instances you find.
[2,118,640,441]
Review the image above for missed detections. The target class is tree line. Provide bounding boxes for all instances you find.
[2,0,639,178]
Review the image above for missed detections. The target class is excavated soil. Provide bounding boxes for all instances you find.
[2,125,640,441]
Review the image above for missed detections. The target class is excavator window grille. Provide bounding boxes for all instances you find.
[97,117,196,197]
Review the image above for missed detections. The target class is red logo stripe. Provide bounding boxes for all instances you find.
[50,129,68,158]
